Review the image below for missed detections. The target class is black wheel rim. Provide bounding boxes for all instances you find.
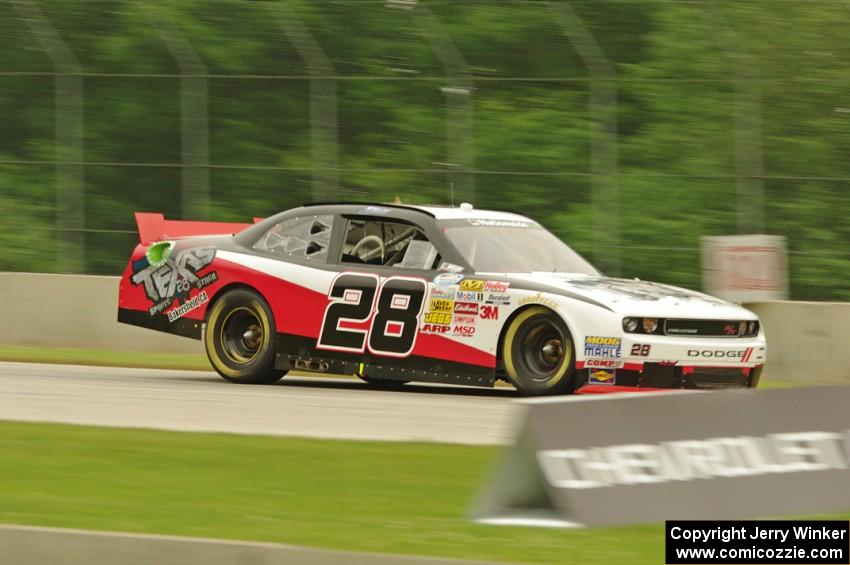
[518,318,570,383]
[220,307,264,365]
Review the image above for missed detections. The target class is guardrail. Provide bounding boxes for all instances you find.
[0,273,847,382]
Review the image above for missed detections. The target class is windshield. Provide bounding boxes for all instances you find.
[442,224,600,274]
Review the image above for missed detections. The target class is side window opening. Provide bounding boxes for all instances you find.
[254,215,332,261]
[340,218,440,270]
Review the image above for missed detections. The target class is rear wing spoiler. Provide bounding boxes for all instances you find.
[135,212,264,245]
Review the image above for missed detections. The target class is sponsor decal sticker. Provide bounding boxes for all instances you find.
[429,298,454,313]
[518,293,558,309]
[588,368,616,385]
[437,262,464,273]
[485,293,511,305]
[424,311,452,325]
[687,347,754,361]
[434,273,464,286]
[131,245,217,317]
[584,336,622,359]
[429,286,456,299]
[480,305,499,320]
[484,280,510,292]
[468,219,531,228]
[421,323,450,334]
[630,343,651,357]
[166,290,209,323]
[460,279,486,291]
[453,325,476,337]
[456,291,484,302]
[584,358,623,369]
[453,314,476,326]
[454,301,479,315]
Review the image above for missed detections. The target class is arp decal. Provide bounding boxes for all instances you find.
[584,336,622,359]
[588,368,616,385]
[317,274,427,357]
[131,245,217,316]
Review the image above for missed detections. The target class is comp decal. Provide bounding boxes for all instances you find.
[131,244,218,317]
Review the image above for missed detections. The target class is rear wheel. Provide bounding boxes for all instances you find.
[502,306,576,396]
[205,289,286,384]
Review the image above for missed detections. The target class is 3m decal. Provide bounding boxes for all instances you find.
[460,279,485,291]
[429,298,454,313]
[454,301,479,315]
[480,305,499,320]
[588,368,616,385]
[317,274,427,357]
[131,245,217,316]
[424,311,452,325]
[584,336,622,359]
[630,344,651,357]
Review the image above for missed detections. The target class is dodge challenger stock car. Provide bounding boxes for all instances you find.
[117,202,766,396]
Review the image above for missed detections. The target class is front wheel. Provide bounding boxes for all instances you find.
[205,289,286,384]
[502,306,576,396]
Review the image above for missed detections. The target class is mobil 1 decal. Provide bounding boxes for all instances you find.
[317,273,427,357]
[131,242,218,318]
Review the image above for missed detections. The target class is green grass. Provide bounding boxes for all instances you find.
[0,421,673,563]
[0,345,209,371]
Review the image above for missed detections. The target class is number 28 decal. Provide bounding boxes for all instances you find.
[317,273,427,358]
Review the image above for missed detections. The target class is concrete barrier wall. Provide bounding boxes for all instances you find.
[0,273,201,354]
[0,524,503,565]
[0,273,847,382]
[746,301,850,384]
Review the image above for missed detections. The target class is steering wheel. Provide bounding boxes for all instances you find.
[350,235,385,262]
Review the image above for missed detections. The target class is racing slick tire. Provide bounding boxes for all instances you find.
[205,289,287,384]
[502,306,576,396]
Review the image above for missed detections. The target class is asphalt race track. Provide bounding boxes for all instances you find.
[0,362,521,445]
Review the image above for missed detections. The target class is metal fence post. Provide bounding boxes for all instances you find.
[549,1,620,276]
[142,2,210,221]
[11,0,85,273]
[269,2,338,203]
[698,4,765,235]
[399,0,475,204]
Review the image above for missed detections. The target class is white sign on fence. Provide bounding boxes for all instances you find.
[701,235,788,302]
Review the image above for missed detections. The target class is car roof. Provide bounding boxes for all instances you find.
[298,202,531,222]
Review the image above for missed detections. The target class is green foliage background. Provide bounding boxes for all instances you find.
[1,0,849,299]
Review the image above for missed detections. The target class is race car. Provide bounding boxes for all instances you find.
[117,202,766,396]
